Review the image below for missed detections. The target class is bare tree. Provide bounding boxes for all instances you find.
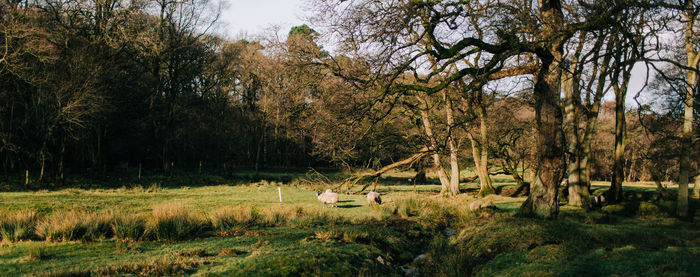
[311,0,638,218]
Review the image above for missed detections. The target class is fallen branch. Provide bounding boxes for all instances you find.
[646,161,672,200]
[341,147,429,193]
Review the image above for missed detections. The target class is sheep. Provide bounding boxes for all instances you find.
[589,194,606,208]
[469,201,482,212]
[367,191,382,205]
[470,199,496,212]
[316,190,338,208]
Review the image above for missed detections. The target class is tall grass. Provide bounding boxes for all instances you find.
[210,205,259,232]
[389,194,478,228]
[112,214,146,241]
[0,210,38,242]
[146,203,207,241]
[259,206,295,227]
[2,202,360,243]
[35,210,113,242]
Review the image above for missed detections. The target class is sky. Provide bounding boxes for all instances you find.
[219,0,309,38]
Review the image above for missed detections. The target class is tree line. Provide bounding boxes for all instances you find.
[1,0,699,218]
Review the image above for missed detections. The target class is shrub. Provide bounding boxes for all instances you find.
[146,203,207,241]
[0,210,38,242]
[113,214,146,241]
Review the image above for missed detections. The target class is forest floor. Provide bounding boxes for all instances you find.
[0,171,698,276]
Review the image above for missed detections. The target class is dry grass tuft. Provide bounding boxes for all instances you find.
[210,205,259,231]
[35,210,113,242]
[146,203,207,241]
[112,213,146,241]
[0,210,38,242]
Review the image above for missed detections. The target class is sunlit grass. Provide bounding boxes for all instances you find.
[0,174,697,276]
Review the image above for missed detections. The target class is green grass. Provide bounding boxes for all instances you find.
[0,172,698,276]
[0,182,434,275]
[0,221,427,276]
[0,184,373,217]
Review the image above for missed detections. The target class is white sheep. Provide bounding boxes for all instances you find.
[469,201,482,212]
[470,200,495,212]
[316,190,338,208]
[367,191,382,205]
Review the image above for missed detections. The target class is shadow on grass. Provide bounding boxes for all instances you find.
[420,208,700,276]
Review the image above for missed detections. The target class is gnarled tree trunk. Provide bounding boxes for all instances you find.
[519,0,566,219]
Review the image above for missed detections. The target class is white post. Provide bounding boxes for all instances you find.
[278,187,282,202]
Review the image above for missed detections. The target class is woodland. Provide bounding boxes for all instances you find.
[0,0,699,275]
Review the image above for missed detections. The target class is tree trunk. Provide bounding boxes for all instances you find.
[255,134,263,172]
[627,149,637,182]
[39,140,47,182]
[680,6,699,213]
[503,159,526,189]
[444,92,460,196]
[519,1,566,219]
[421,110,451,194]
[648,160,672,199]
[520,62,566,218]
[678,65,694,218]
[581,37,611,192]
[581,141,591,191]
[466,102,494,197]
[609,86,626,203]
[468,132,493,197]
[562,65,590,208]
[40,157,45,182]
[59,137,65,184]
[417,95,451,193]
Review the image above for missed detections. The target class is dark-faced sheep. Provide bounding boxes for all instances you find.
[590,194,606,208]
[316,190,338,208]
[367,191,382,205]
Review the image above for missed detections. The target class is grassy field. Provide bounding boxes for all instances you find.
[0,172,699,276]
[0,184,413,276]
